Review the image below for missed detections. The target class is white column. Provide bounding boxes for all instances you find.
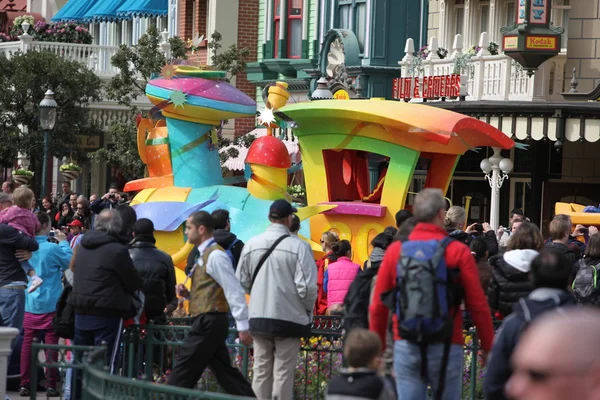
[488,0,498,43]
[463,0,472,49]
[168,0,178,37]
[439,0,448,49]
[0,328,19,399]
[207,0,240,61]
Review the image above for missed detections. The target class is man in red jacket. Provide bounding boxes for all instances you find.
[369,188,494,399]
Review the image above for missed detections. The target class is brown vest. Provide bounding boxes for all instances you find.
[188,243,230,317]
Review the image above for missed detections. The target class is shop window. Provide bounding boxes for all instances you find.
[323,150,389,204]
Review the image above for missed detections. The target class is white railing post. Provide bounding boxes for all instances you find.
[160,29,171,60]
[0,328,18,398]
[400,38,415,77]
[451,34,463,58]
[471,32,490,100]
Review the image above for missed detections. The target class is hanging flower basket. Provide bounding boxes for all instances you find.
[60,163,82,181]
[12,169,33,185]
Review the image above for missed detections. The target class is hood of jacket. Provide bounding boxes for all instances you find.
[214,229,238,248]
[80,230,122,249]
[502,249,539,273]
[513,288,575,321]
[369,247,386,264]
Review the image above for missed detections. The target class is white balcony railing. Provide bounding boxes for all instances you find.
[0,35,122,78]
[399,33,567,102]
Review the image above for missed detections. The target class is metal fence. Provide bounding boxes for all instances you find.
[30,316,491,400]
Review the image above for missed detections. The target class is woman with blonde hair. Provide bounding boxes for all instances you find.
[444,205,499,256]
[315,231,339,315]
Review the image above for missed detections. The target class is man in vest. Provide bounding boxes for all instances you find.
[168,211,255,396]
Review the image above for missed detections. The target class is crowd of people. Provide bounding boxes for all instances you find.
[1,178,600,399]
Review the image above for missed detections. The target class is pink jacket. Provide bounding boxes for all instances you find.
[0,206,40,238]
[325,256,360,307]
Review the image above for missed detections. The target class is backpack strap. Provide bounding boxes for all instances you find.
[250,235,290,287]
[227,238,240,251]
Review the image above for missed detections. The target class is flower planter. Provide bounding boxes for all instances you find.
[12,175,31,185]
[61,170,80,181]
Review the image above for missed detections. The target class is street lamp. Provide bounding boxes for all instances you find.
[39,90,57,199]
[480,147,513,231]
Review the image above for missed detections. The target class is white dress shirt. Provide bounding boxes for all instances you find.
[197,238,250,331]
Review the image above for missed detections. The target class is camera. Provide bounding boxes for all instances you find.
[474,224,484,232]
[108,193,116,199]
[48,230,55,237]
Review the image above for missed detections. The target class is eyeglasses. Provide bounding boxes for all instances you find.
[77,207,84,210]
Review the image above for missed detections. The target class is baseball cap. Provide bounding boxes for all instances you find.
[269,199,297,219]
[67,220,84,228]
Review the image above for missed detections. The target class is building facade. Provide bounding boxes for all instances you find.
[411,0,600,234]
[247,0,429,105]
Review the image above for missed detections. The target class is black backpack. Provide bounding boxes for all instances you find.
[342,260,381,332]
[53,273,74,339]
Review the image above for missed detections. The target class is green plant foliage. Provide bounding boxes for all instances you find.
[0,50,103,189]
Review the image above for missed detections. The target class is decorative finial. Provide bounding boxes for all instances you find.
[569,68,579,93]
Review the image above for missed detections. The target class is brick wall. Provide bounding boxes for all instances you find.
[235,0,260,136]
[565,1,600,93]
[178,0,193,40]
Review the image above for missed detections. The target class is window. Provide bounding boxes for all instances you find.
[287,0,302,58]
[506,1,516,26]
[479,1,490,34]
[355,2,367,53]
[454,0,465,37]
[273,0,281,57]
[323,149,389,204]
[336,0,367,54]
[551,0,570,50]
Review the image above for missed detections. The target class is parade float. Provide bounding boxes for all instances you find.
[125,65,514,285]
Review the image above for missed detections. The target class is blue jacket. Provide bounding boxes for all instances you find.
[484,288,575,400]
[26,236,72,314]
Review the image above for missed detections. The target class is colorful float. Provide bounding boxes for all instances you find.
[555,202,600,227]
[125,66,514,286]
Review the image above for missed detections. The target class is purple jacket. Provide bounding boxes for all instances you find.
[325,256,360,307]
[0,206,40,238]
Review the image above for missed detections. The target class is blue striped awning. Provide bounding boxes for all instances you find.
[52,0,100,22]
[83,0,129,22]
[117,0,168,18]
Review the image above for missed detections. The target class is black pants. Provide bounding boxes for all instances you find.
[168,312,255,397]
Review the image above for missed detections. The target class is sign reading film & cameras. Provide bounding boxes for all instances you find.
[501,0,563,76]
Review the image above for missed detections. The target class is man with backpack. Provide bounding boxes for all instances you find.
[369,188,494,400]
[484,248,575,399]
[186,209,244,271]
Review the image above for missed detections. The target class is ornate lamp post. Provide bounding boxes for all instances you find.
[480,147,513,231]
[39,90,58,198]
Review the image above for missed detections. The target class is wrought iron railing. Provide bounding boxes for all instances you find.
[30,316,494,400]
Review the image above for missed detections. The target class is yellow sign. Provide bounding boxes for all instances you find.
[503,36,518,50]
[333,89,350,100]
[76,135,101,150]
[526,36,556,50]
